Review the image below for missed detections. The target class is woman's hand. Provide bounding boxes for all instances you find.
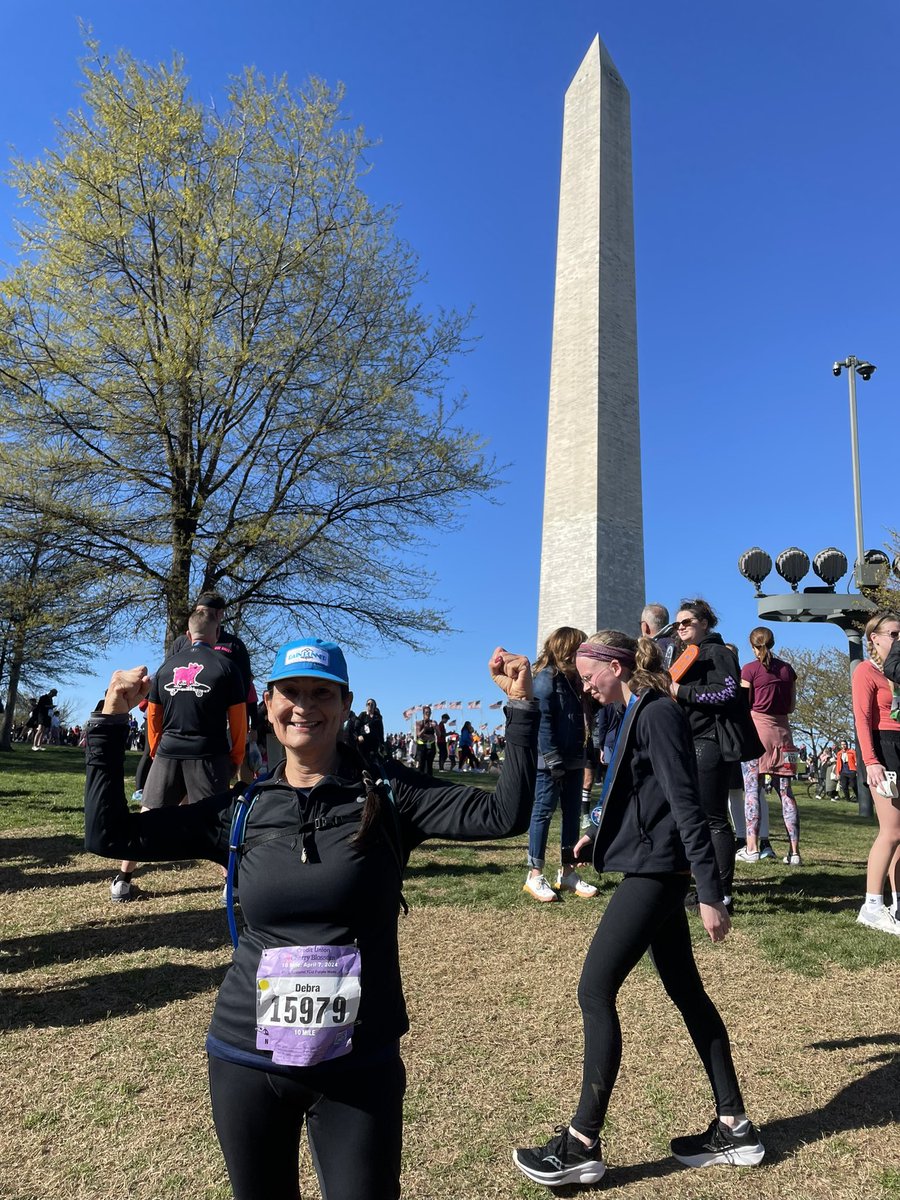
[102,666,151,715]
[489,648,533,700]
[866,762,887,791]
[699,901,731,943]
[573,833,593,862]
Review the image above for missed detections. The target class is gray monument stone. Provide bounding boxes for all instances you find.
[537,36,645,646]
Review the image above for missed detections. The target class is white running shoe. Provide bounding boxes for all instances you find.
[735,847,760,863]
[759,844,776,860]
[523,874,559,903]
[782,853,802,866]
[857,904,900,936]
[556,869,598,899]
[110,875,133,902]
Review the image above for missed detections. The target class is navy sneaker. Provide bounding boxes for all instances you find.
[671,1117,765,1167]
[513,1125,606,1187]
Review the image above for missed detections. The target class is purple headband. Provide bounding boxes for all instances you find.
[577,642,636,666]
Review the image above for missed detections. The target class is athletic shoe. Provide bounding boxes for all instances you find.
[523,874,559,903]
[671,1118,765,1167]
[857,904,900,936]
[759,844,776,861]
[735,847,760,863]
[220,883,239,907]
[782,853,802,866]
[131,789,143,803]
[684,890,699,909]
[513,1125,606,1187]
[110,875,133,902]
[556,869,598,899]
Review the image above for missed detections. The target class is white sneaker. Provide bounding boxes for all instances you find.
[759,844,776,860]
[523,874,559,903]
[783,853,802,866]
[857,904,900,936]
[110,875,133,902]
[735,847,760,863]
[556,869,598,899]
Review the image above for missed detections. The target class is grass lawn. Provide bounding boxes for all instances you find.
[1,746,898,1200]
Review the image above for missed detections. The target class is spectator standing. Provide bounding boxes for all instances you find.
[670,601,750,913]
[852,611,900,935]
[110,610,247,901]
[835,740,858,802]
[737,628,801,866]
[435,713,450,770]
[354,699,385,756]
[641,603,677,670]
[414,706,437,775]
[31,688,58,750]
[523,626,595,902]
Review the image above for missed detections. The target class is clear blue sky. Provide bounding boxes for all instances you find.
[2,1,898,730]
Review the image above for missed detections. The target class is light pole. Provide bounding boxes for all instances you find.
[832,356,877,589]
[734,356,884,817]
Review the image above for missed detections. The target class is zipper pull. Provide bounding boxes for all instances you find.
[301,844,308,864]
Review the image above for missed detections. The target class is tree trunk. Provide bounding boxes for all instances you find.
[0,628,28,751]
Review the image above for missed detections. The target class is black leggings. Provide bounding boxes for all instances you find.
[208,1051,405,1200]
[571,873,744,1138]
[694,738,735,896]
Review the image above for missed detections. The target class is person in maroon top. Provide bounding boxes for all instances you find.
[737,628,800,865]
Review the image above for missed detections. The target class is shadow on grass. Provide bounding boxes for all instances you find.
[1,906,230,976]
[0,959,226,1029]
[405,860,508,879]
[735,870,868,915]
[547,1035,900,1193]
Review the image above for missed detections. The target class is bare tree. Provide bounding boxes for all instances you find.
[781,646,854,766]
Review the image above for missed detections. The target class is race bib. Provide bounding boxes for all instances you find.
[782,751,800,765]
[256,944,362,1066]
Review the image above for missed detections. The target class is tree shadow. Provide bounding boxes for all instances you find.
[1,907,231,975]
[404,860,508,879]
[0,960,226,1030]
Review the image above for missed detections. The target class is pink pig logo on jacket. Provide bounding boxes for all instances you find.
[164,662,211,697]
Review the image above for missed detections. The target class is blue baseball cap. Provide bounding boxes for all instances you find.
[267,638,349,688]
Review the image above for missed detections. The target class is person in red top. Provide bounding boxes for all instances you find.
[852,610,900,936]
[737,628,801,865]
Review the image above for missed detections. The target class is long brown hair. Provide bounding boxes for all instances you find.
[864,610,900,670]
[583,630,672,696]
[534,625,588,678]
[748,626,775,669]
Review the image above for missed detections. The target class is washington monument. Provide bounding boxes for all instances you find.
[537,36,645,644]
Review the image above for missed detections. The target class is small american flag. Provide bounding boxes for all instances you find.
[468,700,481,709]
[488,700,502,710]
[448,701,462,710]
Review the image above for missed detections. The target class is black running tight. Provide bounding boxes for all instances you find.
[571,873,744,1138]
[208,1051,405,1200]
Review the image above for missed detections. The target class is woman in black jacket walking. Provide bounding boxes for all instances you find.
[670,599,742,908]
[513,630,763,1188]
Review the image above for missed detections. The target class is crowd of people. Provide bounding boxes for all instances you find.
[56,588,900,1196]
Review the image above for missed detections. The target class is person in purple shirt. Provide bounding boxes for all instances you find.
[737,628,801,866]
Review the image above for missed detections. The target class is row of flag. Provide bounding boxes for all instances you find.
[402,700,503,720]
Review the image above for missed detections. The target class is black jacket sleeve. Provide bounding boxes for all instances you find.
[883,640,900,687]
[675,643,739,710]
[391,703,538,848]
[642,701,723,904]
[83,716,232,865]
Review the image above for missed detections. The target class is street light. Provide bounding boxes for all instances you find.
[832,356,877,588]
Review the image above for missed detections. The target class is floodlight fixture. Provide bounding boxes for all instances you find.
[893,554,900,582]
[812,547,848,589]
[855,549,890,589]
[775,547,810,592]
[738,547,773,596]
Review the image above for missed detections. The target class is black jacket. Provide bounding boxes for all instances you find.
[84,703,538,1063]
[673,633,740,743]
[584,690,723,904]
[884,639,900,688]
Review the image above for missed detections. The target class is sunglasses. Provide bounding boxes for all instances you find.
[675,618,697,628]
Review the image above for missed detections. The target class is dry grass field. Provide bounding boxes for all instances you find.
[1,747,898,1199]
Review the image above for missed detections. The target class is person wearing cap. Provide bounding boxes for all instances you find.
[85,635,538,1200]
